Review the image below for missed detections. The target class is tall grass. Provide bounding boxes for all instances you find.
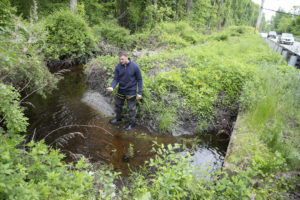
[241,63,300,169]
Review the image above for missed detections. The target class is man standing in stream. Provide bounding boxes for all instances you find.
[106,51,143,131]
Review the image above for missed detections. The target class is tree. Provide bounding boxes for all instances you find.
[186,0,192,13]
[277,16,292,33]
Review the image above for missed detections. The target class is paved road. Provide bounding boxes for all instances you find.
[281,42,300,55]
[260,33,300,56]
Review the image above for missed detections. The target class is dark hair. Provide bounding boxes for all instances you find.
[118,51,128,57]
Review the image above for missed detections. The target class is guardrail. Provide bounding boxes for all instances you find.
[295,37,300,42]
[263,38,300,69]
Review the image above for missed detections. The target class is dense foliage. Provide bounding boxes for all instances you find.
[42,9,96,61]
[11,0,260,31]
[7,0,262,64]
[0,4,112,199]
[0,0,16,28]
[1,0,299,199]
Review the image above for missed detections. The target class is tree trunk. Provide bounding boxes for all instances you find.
[186,0,192,13]
[208,0,217,28]
[217,0,224,17]
[70,0,77,12]
[217,0,225,29]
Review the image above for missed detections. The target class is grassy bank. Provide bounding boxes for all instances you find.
[86,26,279,134]
[226,61,300,176]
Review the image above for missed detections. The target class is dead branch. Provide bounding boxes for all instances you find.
[43,124,113,141]
[49,132,85,147]
[18,78,32,93]
[19,84,48,104]
[20,101,36,108]
[31,128,37,142]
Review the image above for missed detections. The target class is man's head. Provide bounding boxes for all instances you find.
[118,51,129,65]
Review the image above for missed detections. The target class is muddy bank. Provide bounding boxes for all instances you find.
[85,59,238,136]
[47,55,91,72]
[46,41,121,72]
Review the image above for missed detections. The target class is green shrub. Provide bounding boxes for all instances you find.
[0,14,59,98]
[135,21,204,49]
[0,135,115,200]
[92,21,134,49]
[43,9,96,60]
[0,0,16,28]
[0,84,28,135]
[159,110,176,132]
[213,32,229,41]
[135,36,256,128]
[227,26,254,36]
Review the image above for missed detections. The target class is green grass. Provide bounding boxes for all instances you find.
[240,64,300,169]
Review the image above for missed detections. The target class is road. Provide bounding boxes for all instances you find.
[281,42,300,56]
[260,33,300,56]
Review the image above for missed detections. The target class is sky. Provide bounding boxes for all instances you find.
[251,0,300,21]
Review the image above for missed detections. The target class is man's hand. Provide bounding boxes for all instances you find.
[137,94,142,100]
[106,87,113,92]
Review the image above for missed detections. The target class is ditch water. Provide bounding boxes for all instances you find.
[26,66,229,176]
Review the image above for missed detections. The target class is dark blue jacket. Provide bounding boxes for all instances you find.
[110,59,143,95]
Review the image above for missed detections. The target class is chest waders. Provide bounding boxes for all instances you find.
[115,93,136,125]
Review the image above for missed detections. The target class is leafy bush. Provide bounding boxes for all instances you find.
[92,21,134,49]
[0,9,59,98]
[120,143,293,199]
[0,134,120,199]
[213,32,229,41]
[0,9,115,199]
[0,84,28,135]
[227,26,254,36]
[135,21,204,49]
[0,0,16,28]
[43,9,96,61]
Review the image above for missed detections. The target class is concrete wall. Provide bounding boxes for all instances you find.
[223,38,300,171]
[264,39,300,69]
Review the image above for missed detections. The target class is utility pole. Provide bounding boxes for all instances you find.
[254,0,265,34]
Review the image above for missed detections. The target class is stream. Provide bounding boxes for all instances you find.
[26,66,229,176]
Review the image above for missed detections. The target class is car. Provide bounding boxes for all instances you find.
[278,33,294,45]
[267,31,277,39]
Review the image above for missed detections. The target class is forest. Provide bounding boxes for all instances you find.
[0,0,299,199]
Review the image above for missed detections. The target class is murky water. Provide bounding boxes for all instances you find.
[26,66,228,176]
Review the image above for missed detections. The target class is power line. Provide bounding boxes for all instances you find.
[262,7,300,16]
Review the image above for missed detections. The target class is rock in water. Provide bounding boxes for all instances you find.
[81,90,115,117]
